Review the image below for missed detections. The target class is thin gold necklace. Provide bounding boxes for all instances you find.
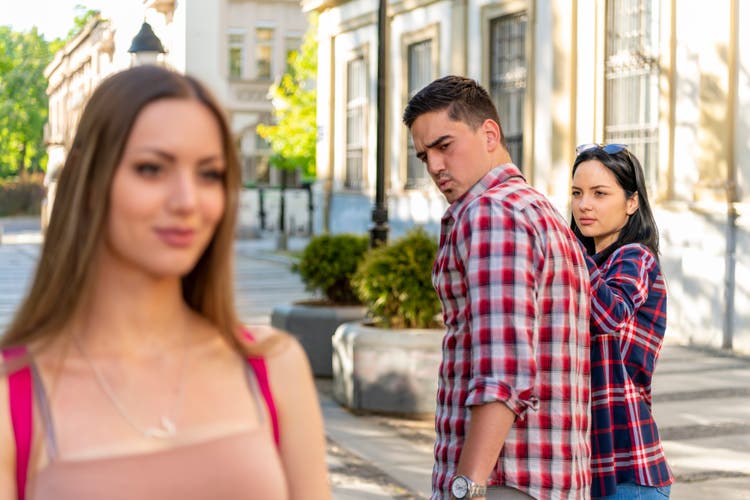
[73,334,188,440]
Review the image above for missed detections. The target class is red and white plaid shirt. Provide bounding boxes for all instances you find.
[431,164,591,499]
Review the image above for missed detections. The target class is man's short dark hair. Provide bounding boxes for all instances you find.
[403,76,505,147]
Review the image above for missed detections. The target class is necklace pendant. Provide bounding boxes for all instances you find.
[144,416,177,439]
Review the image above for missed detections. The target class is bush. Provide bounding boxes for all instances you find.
[0,176,45,216]
[294,233,370,304]
[353,228,442,329]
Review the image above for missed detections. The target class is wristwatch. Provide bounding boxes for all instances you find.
[450,474,487,499]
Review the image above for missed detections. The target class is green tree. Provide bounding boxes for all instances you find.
[0,26,55,177]
[256,14,317,180]
[66,5,100,41]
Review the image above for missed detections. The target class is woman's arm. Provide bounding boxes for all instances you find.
[585,245,655,335]
[262,327,331,500]
[0,375,17,500]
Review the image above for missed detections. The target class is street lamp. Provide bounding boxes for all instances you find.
[370,0,389,248]
[128,21,166,66]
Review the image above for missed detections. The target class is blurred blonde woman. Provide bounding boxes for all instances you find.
[0,65,330,500]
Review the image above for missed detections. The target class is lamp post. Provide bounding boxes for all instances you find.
[128,21,166,66]
[370,0,389,248]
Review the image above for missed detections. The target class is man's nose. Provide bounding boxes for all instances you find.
[425,152,444,176]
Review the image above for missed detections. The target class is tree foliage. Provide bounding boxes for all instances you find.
[256,14,318,179]
[66,5,101,41]
[0,26,55,177]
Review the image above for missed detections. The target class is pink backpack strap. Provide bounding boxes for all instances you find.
[2,347,32,500]
[241,329,280,446]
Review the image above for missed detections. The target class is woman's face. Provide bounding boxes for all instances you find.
[571,159,638,254]
[104,98,226,278]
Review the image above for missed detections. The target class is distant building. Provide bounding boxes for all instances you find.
[44,0,311,233]
[305,0,750,353]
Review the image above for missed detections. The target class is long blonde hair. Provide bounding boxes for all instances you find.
[1,65,248,353]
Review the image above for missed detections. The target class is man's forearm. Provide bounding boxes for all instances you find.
[455,401,516,484]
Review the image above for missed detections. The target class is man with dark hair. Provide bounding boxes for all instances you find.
[404,75,591,499]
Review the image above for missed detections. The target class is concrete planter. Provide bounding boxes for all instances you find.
[332,321,443,415]
[271,303,367,377]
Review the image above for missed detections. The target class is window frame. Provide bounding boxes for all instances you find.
[400,24,440,191]
[228,28,246,80]
[344,55,369,191]
[254,24,276,81]
[488,10,528,172]
[603,0,662,192]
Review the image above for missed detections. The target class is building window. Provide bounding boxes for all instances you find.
[245,132,271,185]
[605,0,660,188]
[228,30,245,79]
[284,34,302,72]
[490,11,527,170]
[345,57,367,190]
[406,39,433,189]
[255,27,274,80]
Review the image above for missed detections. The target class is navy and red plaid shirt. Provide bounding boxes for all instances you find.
[431,164,591,499]
[584,243,673,497]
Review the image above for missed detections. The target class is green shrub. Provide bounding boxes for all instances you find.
[0,176,45,216]
[294,233,370,304]
[353,228,442,329]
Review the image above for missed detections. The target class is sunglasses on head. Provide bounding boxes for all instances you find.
[575,143,628,156]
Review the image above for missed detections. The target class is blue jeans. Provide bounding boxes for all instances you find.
[597,482,671,499]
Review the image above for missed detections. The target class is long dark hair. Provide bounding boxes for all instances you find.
[570,147,659,265]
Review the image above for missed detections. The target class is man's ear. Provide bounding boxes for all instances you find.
[481,118,501,151]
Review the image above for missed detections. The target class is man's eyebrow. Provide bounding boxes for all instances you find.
[415,134,452,161]
[425,134,451,149]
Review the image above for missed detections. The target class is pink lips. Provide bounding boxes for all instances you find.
[577,218,596,226]
[155,228,196,247]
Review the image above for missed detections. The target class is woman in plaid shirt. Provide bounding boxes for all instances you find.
[570,144,674,499]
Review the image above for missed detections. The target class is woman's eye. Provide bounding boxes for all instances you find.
[571,191,581,197]
[199,168,225,182]
[136,163,162,176]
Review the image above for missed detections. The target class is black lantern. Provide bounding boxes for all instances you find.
[128,21,165,65]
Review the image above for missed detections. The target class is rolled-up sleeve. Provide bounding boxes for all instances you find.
[457,199,540,418]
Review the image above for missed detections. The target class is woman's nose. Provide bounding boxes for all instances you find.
[576,195,592,211]
[168,172,198,211]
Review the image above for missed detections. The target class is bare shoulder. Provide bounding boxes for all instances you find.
[240,325,310,378]
[240,324,302,356]
[241,324,283,343]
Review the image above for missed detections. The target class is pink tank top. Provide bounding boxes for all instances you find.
[28,432,287,500]
[3,339,283,500]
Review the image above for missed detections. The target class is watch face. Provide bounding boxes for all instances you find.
[451,476,469,498]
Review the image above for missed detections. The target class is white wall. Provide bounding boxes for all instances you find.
[185,0,225,101]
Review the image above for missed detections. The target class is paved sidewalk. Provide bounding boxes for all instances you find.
[315,343,750,499]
